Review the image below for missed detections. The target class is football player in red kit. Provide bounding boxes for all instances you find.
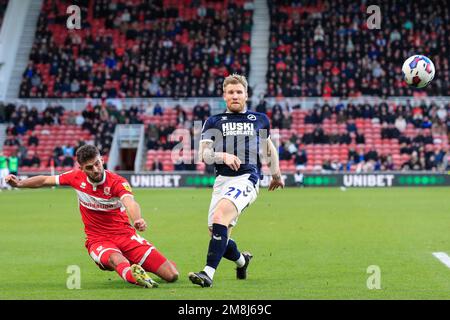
[5,144,178,288]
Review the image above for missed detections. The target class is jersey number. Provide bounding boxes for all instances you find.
[131,234,149,245]
[225,186,250,199]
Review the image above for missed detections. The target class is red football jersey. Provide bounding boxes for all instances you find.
[56,169,135,240]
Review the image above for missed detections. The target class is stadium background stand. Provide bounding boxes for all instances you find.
[1,102,94,173]
[267,0,450,97]
[4,98,448,174]
[271,101,449,173]
[19,0,253,98]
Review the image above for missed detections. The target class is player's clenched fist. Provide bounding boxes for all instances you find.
[5,174,19,187]
[134,218,147,232]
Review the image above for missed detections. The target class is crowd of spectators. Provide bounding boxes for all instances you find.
[145,102,211,152]
[1,100,212,172]
[274,99,450,172]
[80,101,147,156]
[1,100,150,169]
[2,102,64,135]
[254,100,298,130]
[142,98,450,173]
[20,0,253,98]
[2,99,450,173]
[0,101,86,169]
[267,0,450,97]
[11,0,450,100]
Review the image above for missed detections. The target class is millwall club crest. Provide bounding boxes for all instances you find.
[104,187,111,196]
[247,114,256,121]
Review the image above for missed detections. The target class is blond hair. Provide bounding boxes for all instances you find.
[223,73,248,93]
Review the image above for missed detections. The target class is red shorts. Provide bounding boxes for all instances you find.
[86,233,167,274]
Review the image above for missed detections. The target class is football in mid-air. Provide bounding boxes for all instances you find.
[402,55,435,88]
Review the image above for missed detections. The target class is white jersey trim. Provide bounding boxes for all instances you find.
[120,193,134,201]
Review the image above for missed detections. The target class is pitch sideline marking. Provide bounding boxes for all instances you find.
[432,252,450,269]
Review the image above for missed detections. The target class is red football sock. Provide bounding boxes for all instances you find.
[115,262,137,284]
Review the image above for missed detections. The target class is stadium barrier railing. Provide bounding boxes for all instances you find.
[12,172,450,188]
[5,96,450,112]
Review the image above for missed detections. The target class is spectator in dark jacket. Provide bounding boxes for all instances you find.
[28,133,39,146]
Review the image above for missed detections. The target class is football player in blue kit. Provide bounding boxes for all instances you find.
[189,74,284,287]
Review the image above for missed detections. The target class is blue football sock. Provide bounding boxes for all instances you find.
[223,238,241,262]
[206,223,228,270]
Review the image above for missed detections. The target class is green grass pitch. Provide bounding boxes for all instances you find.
[1,187,450,299]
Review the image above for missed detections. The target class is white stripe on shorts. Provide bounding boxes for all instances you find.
[138,247,154,266]
[94,248,121,268]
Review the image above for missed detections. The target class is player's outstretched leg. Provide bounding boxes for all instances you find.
[189,222,228,288]
[189,199,238,287]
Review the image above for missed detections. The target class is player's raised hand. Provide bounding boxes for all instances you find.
[223,153,241,171]
[268,174,284,191]
[134,218,147,232]
[5,174,19,188]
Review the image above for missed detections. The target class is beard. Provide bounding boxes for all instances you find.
[89,171,104,183]
[227,102,245,113]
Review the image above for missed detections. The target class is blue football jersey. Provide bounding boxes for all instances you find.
[200,110,271,186]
